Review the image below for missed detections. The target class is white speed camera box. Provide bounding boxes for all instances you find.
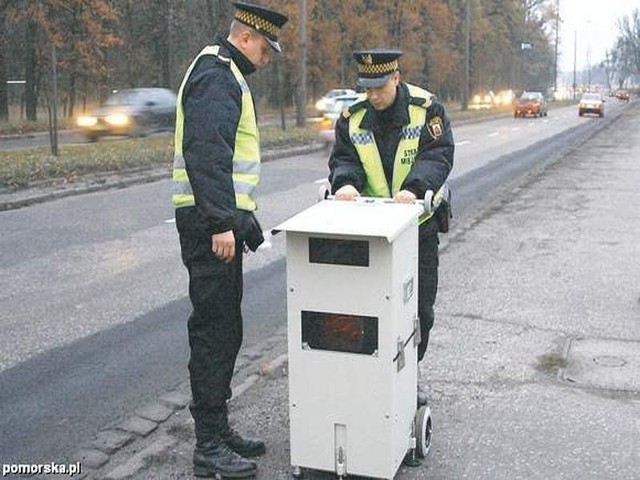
[276,199,423,479]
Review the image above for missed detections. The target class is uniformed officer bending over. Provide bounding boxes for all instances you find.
[328,50,454,406]
[172,3,288,478]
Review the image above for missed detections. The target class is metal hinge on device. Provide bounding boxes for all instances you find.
[396,338,405,371]
[393,317,420,372]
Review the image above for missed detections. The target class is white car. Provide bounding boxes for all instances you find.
[315,88,357,113]
[318,93,362,145]
[578,92,605,118]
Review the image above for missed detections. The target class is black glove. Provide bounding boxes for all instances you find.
[235,211,265,252]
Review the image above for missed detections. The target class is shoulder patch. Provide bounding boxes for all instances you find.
[427,116,444,139]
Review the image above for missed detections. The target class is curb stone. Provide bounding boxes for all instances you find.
[92,430,135,455]
[74,449,110,470]
[135,403,175,423]
[118,416,159,437]
[84,352,288,478]
[103,434,177,480]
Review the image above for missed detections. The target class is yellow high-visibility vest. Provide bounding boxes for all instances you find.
[172,45,260,211]
[348,84,446,223]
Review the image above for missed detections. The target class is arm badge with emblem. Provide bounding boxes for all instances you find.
[428,116,444,139]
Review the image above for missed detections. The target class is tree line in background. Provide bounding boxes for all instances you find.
[0,0,639,124]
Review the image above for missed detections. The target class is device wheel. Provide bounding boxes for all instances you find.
[415,405,433,459]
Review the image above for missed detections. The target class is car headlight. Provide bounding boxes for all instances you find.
[319,117,333,129]
[105,114,130,126]
[77,116,98,127]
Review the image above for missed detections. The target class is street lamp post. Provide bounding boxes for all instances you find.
[462,0,470,110]
[296,0,307,128]
[586,20,592,89]
[587,44,592,88]
[50,46,59,157]
[572,30,577,100]
[553,0,559,94]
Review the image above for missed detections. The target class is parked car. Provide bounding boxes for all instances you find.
[76,88,177,141]
[578,92,605,117]
[317,93,362,146]
[315,88,357,113]
[513,91,548,118]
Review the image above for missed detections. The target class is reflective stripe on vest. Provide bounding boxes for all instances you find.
[172,45,260,211]
[348,84,444,223]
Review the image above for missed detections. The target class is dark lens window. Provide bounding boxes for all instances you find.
[308,237,369,267]
[301,311,378,355]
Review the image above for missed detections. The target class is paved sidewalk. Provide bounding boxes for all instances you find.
[80,104,640,479]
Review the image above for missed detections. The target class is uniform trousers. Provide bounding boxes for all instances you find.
[417,229,439,362]
[176,207,244,445]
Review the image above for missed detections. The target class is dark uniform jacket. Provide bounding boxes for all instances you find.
[329,82,454,232]
[180,37,257,237]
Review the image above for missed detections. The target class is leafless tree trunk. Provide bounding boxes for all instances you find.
[205,0,226,38]
[0,44,8,121]
[0,0,15,120]
[25,18,38,121]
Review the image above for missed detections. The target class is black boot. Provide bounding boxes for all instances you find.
[193,441,257,478]
[222,428,266,457]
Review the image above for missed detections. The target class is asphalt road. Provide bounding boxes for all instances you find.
[0,100,631,466]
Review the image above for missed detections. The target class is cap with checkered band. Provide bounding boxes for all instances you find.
[353,49,403,88]
[233,2,288,52]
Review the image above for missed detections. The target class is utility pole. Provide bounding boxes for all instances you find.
[586,20,592,89]
[572,30,577,100]
[462,0,470,110]
[587,44,591,88]
[553,0,559,94]
[296,0,307,127]
[50,46,59,157]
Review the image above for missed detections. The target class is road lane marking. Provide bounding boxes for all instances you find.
[488,132,499,137]
[455,140,470,146]
[164,218,175,224]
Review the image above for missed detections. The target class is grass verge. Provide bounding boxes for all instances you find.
[0,125,319,190]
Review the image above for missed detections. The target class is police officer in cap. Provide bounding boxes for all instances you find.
[328,49,454,406]
[172,2,287,478]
